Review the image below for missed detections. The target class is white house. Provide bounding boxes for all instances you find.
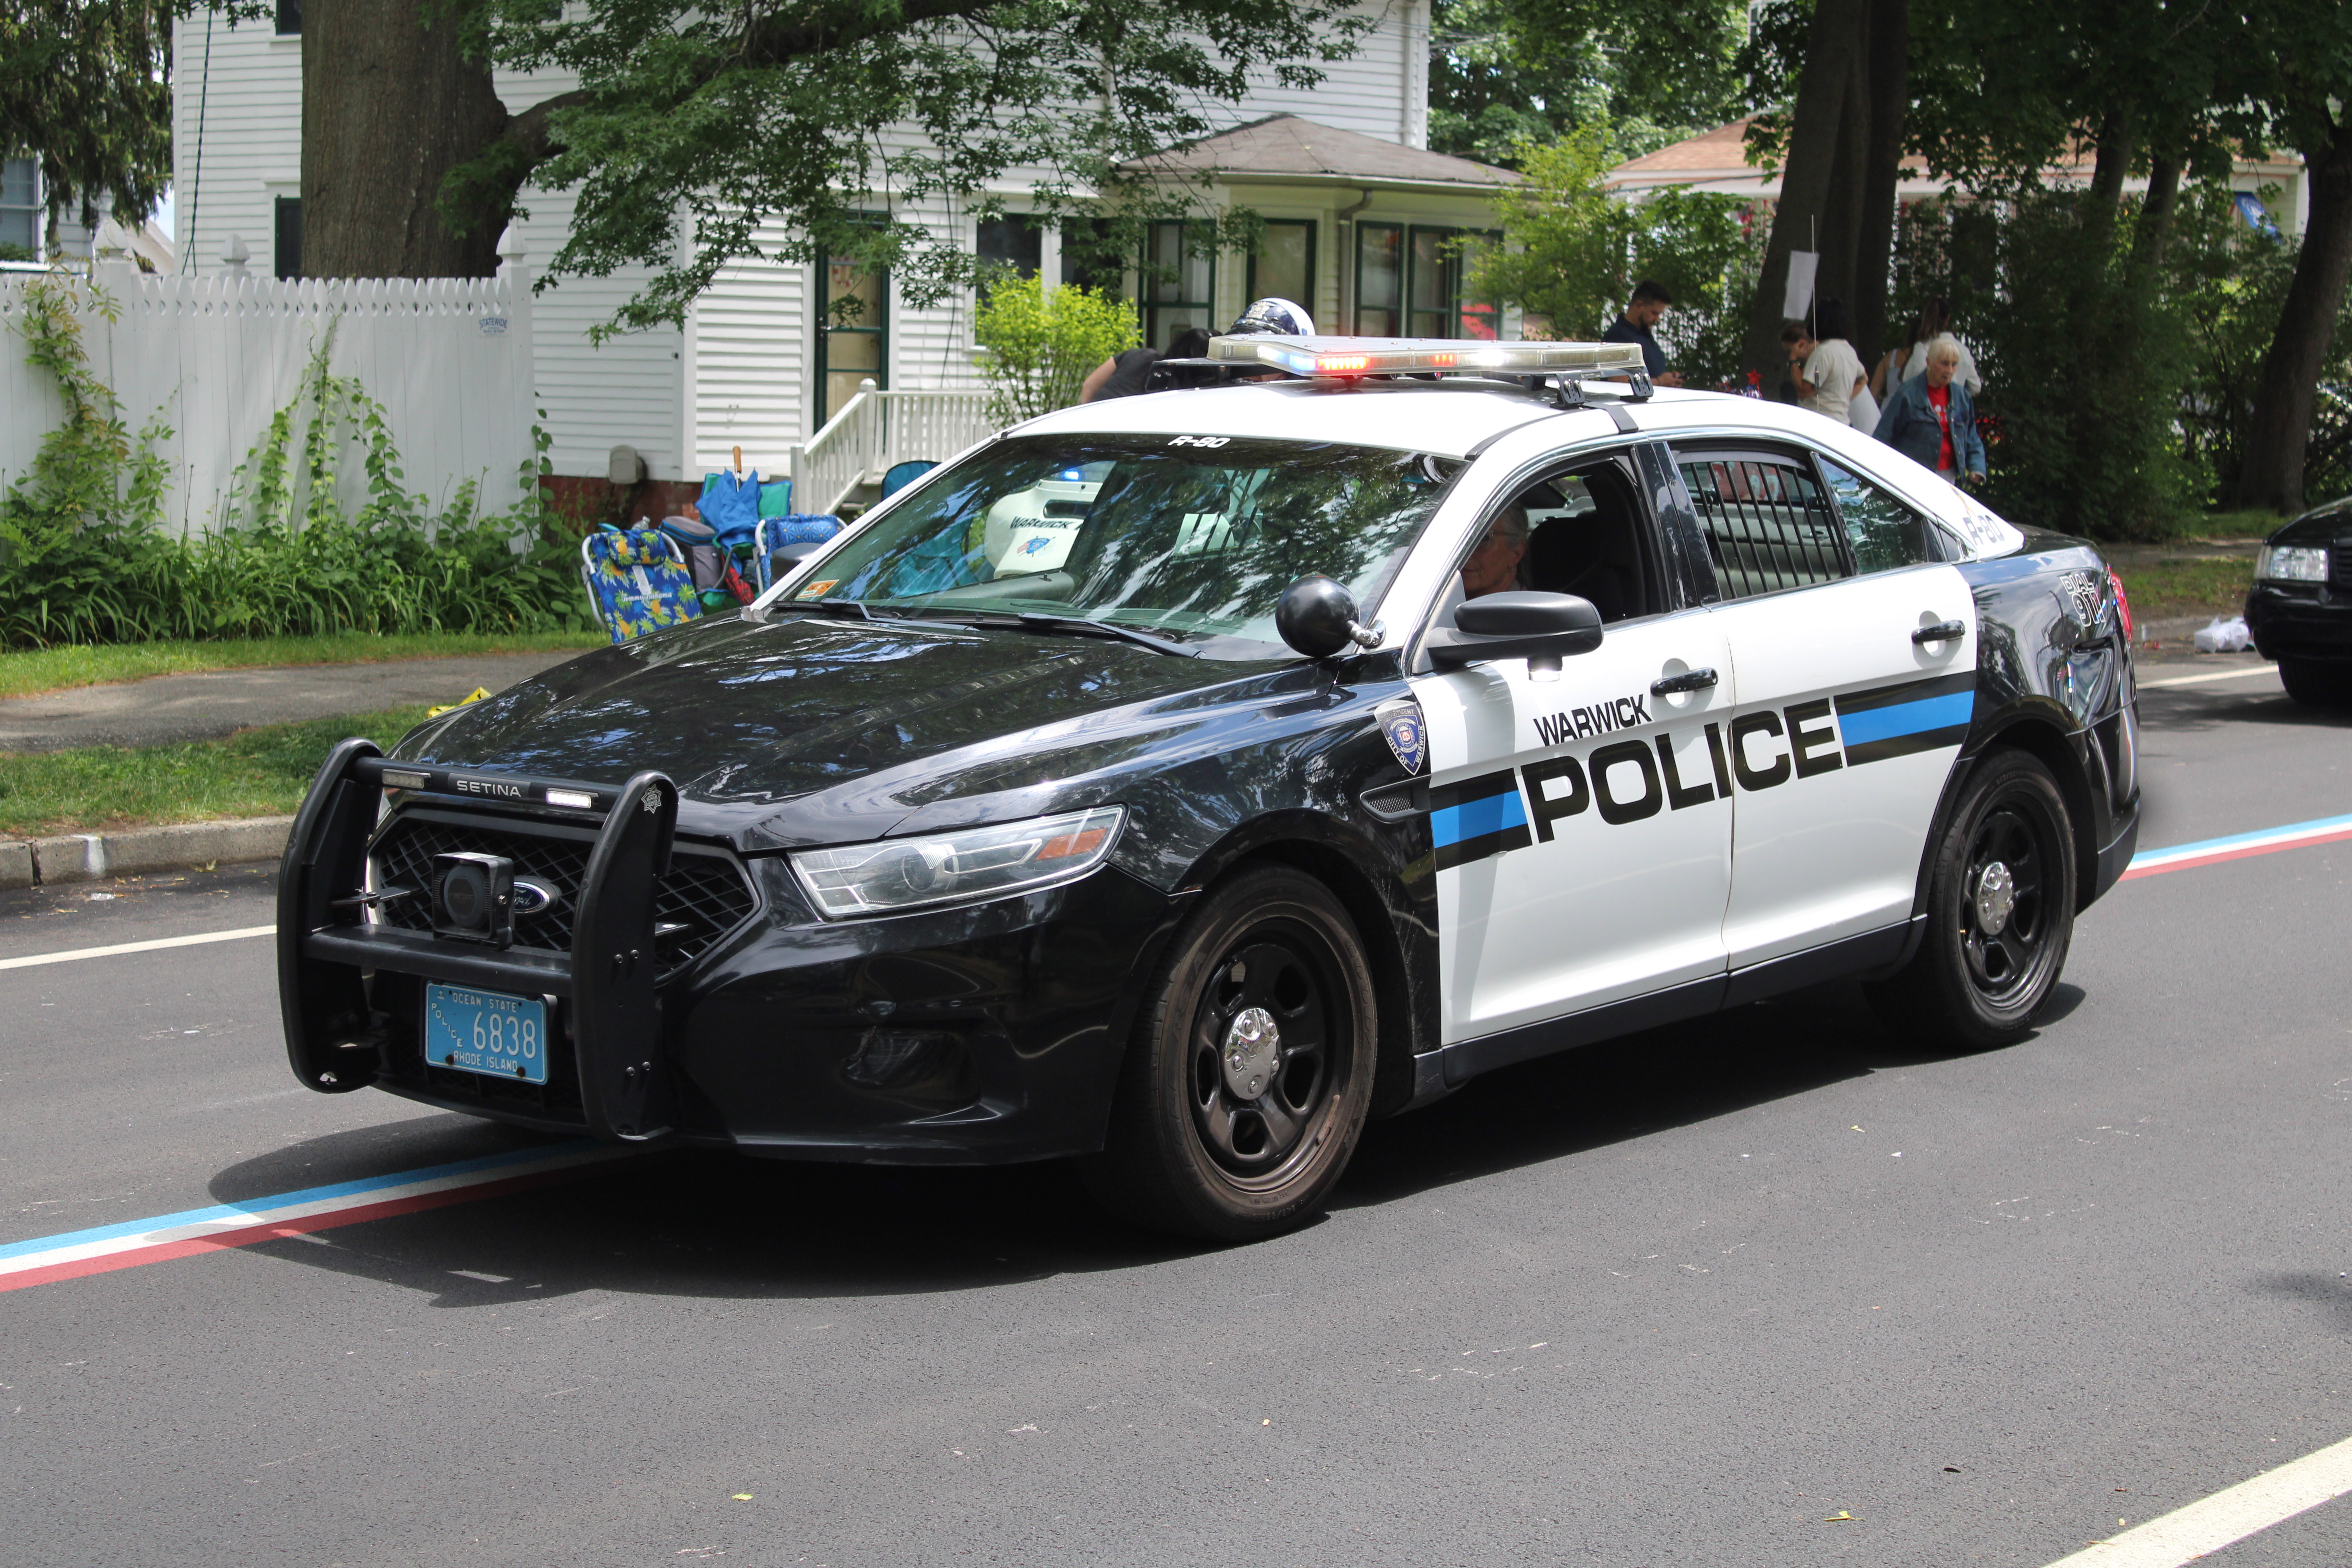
[169,3,1517,509]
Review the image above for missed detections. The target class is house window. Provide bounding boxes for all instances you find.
[1248,220,1316,316]
[1406,226,1499,340]
[1058,218,1120,294]
[0,158,40,258]
[275,0,301,34]
[976,216,1042,281]
[274,196,303,279]
[1140,221,1213,350]
[816,247,887,428]
[1354,222,1400,335]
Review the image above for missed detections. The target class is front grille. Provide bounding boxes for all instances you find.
[370,810,759,973]
[2332,545,2352,591]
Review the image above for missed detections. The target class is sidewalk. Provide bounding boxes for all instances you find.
[0,650,584,752]
[0,650,590,889]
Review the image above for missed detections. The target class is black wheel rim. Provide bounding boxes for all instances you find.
[1958,789,2060,1008]
[1185,920,1351,1189]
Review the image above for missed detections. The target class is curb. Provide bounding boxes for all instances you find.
[0,816,294,891]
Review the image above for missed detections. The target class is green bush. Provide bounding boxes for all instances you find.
[1466,126,1759,389]
[0,274,594,649]
[972,274,1140,424]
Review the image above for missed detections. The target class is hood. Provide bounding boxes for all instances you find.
[398,611,1278,848]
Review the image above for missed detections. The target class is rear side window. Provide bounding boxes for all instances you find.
[1677,453,1850,599]
[1818,458,1938,573]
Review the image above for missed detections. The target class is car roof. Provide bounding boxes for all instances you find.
[1014,377,1862,459]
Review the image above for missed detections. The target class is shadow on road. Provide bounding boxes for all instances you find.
[2136,683,2350,736]
[207,979,2053,1307]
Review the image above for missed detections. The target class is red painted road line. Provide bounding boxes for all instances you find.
[0,1166,588,1294]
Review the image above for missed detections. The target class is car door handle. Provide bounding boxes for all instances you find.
[1650,667,1720,695]
[1913,619,1967,646]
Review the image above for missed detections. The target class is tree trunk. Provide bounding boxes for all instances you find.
[2234,111,2352,514]
[1851,0,1908,367]
[2134,151,2181,268]
[1743,0,1869,381]
[301,0,513,278]
[2085,108,2135,231]
[1815,29,1871,319]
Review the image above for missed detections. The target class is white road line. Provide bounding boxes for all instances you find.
[2042,1432,2352,1566]
[2138,664,2278,690]
[0,924,276,972]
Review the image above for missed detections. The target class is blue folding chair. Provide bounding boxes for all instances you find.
[880,461,936,501]
[580,526,702,643]
[755,514,847,592]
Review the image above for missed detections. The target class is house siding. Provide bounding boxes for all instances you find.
[173,2,1439,481]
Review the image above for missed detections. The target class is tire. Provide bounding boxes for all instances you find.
[1079,865,1378,1241]
[1868,749,2077,1052]
[2278,657,2352,708]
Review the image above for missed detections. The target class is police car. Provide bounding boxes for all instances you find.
[278,320,2141,1241]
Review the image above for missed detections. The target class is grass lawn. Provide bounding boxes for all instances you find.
[0,706,433,837]
[2115,556,2258,622]
[0,630,607,702]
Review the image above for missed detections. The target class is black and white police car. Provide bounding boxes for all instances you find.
[279,329,2141,1240]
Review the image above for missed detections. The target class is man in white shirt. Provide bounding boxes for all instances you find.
[1782,305,1866,424]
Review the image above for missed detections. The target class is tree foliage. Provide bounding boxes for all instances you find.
[442,0,1372,336]
[1428,0,1747,167]
[0,0,176,250]
[1464,126,1757,386]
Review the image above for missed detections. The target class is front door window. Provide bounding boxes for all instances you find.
[817,252,887,427]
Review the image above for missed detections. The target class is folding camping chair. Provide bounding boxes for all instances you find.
[579,526,703,644]
[880,461,936,501]
[755,514,847,592]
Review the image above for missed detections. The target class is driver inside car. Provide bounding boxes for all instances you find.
[1460,505,1530,599]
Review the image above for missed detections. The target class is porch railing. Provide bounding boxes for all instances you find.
[786,384,998,516]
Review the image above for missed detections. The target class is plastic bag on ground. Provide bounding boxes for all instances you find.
[2192,615,2254,653]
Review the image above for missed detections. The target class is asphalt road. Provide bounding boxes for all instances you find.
[2,661,2346,1567]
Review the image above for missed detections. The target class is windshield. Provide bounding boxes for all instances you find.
[776,436,1464,654]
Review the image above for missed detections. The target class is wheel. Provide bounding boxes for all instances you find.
[2278,657,2352,708]
[1080,865,1378,1241]
[1868,749,2076,1051]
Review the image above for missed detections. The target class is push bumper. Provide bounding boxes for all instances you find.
[279,741,690,1141]
[278,743,1182,1163]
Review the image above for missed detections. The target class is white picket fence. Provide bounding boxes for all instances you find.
[787,385,997,516]
[0,260,535,534]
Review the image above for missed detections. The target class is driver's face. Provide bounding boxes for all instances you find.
[1462,519,1527,598]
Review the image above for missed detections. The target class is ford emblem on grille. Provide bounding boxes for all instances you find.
[511,876,560,917]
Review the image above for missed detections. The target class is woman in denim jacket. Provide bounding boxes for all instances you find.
[1873,335,1987,485]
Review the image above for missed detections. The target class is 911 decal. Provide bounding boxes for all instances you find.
[1438,670,1976,869]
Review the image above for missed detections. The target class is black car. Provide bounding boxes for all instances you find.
[2245,499,2352,706]
[278,336,2140,1241]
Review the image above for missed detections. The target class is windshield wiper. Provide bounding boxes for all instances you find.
[1017,613,1198,657]
[906,608,1198,657]
[791,599,889,622]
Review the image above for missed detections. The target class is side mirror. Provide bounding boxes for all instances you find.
[1276,575,1384,659]
[1425,590,1603,671]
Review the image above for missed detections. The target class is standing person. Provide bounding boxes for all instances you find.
[1876,297,1981,399]
[1080,327,1210,404]
[1602,281,1684,387]
[1874,334,1988,485]
[1785,301,1866,423]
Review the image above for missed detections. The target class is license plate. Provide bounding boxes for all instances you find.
[424,984,550,1085]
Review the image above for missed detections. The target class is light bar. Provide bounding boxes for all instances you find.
[1207,334,1647,379]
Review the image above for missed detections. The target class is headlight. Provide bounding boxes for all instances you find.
[789,806,1125,918]
[2258,544,2330,583]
